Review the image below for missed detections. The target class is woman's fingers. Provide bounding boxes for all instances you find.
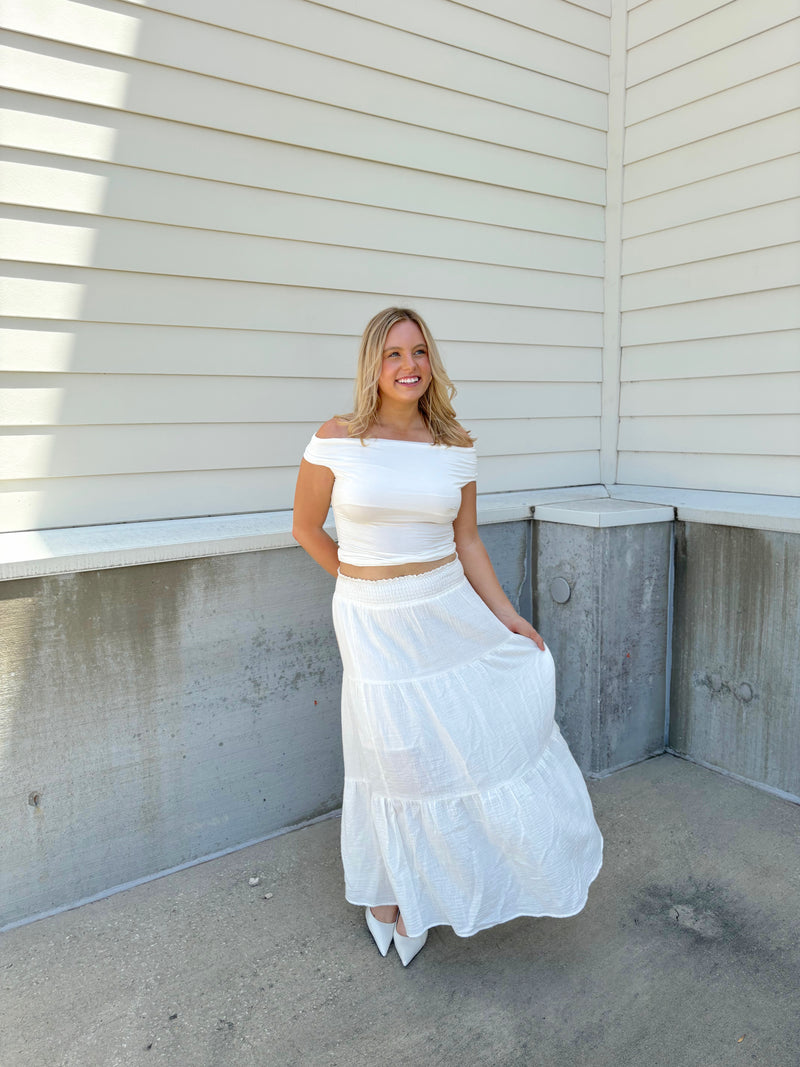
[506,616,546,650]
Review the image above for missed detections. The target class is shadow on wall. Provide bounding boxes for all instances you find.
[5,1,360,537]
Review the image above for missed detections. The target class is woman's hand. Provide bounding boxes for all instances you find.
[498,611,546,651]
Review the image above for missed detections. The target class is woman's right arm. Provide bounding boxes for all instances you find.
[292,455,340,578]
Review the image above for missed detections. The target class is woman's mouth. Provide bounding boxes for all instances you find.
[396,376,422,385]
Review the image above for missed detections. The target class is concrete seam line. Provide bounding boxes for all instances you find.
[664,521,676,748]
[665,749,800,807]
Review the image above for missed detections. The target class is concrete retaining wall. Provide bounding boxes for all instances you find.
[1,547,342,929]
[669,522,800,801]
[0,522,529,929]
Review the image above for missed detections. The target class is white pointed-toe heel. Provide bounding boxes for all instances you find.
[365,907,397,957]
[393,925,428,967]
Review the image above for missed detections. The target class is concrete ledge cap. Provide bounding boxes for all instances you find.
[0,511,323,581]
[609,485,800,534]
[0,487,610,581]
[534,497,674,528]
[476,485,607,525]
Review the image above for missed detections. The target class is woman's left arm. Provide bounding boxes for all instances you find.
[453,481,545,650]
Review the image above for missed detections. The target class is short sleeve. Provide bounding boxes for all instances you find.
[303,434,335,471]
[451,446,478,488]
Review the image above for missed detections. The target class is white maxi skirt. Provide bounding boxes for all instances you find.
[332,557,603,939]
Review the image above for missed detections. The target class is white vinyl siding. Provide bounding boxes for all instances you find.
[0,0,609,532]
[618,0,800,497]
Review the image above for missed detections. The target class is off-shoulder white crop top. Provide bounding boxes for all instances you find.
[302,433,477,566]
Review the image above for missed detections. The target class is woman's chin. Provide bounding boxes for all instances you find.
[380,387,429,404]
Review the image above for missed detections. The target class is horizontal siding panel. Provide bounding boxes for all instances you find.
[623,156,800,237]
[0,321,602,382]
[479,451,601,493]
[1,42,606,197]
[443,0,609,51]
[0,468,299,532]
[621,288,800,346]
[0,265,604,347]
[627,0,733,48]
[448,344,601,383]
[624,111,800,201]
[617,451,800,496]
[464,417,599,455]
[626,21,800,125]
[0,94,606,233]
[621,244,800,310]
[619,373,800,417]
[622,200,800,273]
[0,30,606,168]
[0,417,600,480]
[625,66,800,165]
[1,212,604,311]
[567,0,610,14]
[0,322,361,377]
[1,92,122,161]
[7,31,607,171]
[1,91,607,220]
[283,0,609,89]
[0,43,601,177]
[3,5,609,134]
[621,331,800,381]
[626,0,800,87]
[0,423,310,479]
[4,0,140,53]
[146,0,609,127]
[618,414,800,455]
[0,376,352,427]
[6,0,608,128]
[0,375,601,426]
[0,157,605,275]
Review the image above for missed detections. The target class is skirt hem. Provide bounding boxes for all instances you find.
[345,843,604,940]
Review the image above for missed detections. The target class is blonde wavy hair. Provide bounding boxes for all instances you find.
[338,307,473,447]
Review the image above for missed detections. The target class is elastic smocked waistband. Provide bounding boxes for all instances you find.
[334,557,466,605]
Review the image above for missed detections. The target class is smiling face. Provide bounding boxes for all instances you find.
[377,318,433,407]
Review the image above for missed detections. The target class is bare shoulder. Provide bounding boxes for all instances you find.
[315,416,351,440]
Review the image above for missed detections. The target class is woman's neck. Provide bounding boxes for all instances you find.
[372,403,431,441]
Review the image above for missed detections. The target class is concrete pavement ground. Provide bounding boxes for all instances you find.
[2,754,799,1067]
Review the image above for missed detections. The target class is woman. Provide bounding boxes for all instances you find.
[292,307,602,966]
